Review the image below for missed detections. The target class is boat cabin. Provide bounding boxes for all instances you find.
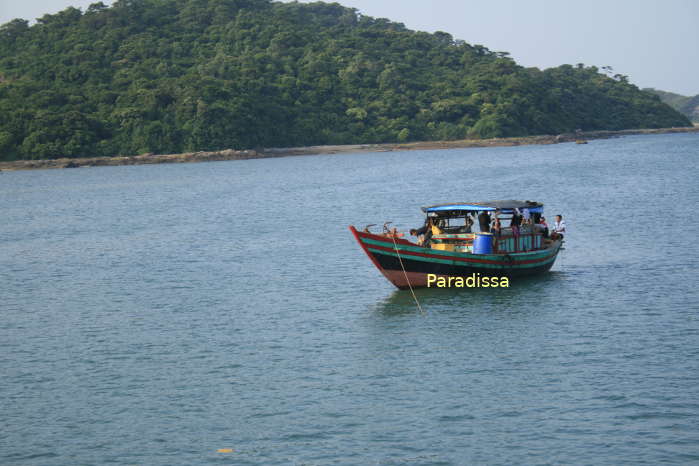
[420,200,548,254]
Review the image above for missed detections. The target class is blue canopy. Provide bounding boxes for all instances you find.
[422,200,544,215]
[426,204,497,212]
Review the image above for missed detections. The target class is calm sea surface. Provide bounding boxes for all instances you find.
[2,133,699,465]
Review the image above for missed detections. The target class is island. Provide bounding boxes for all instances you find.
[0,0,692,165]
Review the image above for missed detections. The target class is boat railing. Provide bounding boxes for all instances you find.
[373,226,547,254]
[493,227,544,253]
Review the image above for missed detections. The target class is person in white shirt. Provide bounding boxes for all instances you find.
[552,214,566,239]
[469,212,481,233]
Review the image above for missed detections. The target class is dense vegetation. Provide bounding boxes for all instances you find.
[0,0,691,161]
[644,88,699,123]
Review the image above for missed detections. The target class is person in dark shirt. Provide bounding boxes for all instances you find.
[410,224,428,236]
[410,217,434,246]
[510,209,522,236]
[478,211,491,233]
[510,209,523,251]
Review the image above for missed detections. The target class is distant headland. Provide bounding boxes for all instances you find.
[644,89,699,123]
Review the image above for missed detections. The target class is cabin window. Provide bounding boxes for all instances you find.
[438,216,471,234]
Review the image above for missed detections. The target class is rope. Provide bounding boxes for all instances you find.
[390,233,425,315]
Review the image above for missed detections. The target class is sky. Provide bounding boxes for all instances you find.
[1,0,697,95]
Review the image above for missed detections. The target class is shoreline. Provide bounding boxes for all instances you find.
[1,125,698,172]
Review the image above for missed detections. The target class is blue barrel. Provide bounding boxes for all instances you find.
[473,232,493,254]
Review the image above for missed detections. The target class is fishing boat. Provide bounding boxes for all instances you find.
[349,200,563,290]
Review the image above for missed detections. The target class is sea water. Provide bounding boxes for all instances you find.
[2,133,698,464]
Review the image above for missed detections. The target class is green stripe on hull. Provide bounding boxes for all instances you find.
[367,247,456,266]
[361,237,557,261]
[366,247,559,270]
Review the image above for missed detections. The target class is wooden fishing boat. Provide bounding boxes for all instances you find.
[349,200,563,290]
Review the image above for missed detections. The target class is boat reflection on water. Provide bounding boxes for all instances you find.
[372,271,565,316]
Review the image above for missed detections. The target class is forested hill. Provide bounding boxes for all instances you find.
[0,0,691,161]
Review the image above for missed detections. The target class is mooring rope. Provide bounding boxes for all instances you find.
[390,233,425,315]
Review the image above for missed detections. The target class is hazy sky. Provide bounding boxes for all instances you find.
[1,0,697,95]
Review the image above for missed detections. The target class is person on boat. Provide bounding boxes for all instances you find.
[491,216,502,237]
[551,214,566,240]
[431,218,444,236]
[409,224,427,242]
[510,208,522,251]
[510,208,522,236]
[534,216,549,238]
[478,211,491,233]
[458,215,473,234]
[468,212,481,233]
[522,207,531,225]
[410,217,434,246]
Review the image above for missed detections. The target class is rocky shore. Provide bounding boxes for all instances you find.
[1,125,697,172]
